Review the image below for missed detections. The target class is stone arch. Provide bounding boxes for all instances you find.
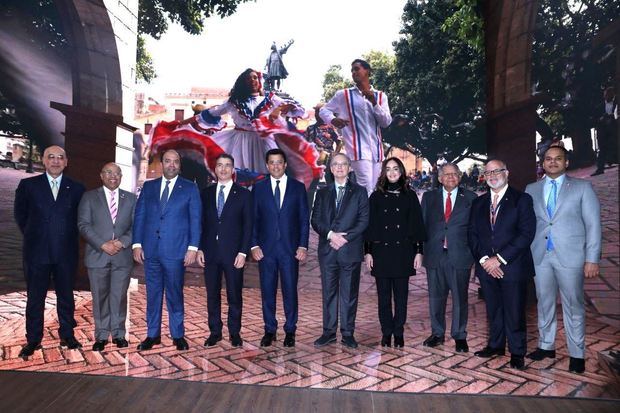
[485,0,539,190]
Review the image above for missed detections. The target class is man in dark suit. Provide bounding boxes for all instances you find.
[132,149,201,351]
[197,154,252,348]
[416,163,477,353]
[251,148,309,347]
[78,162,136,351]
[14,145,85,357]
[468,159,536,370]
[311,153,369,348]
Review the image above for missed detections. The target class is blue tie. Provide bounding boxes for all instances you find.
[217,184,225,218]
[274,180,281,211]
[546,179,557,250]
[160,180,170,211]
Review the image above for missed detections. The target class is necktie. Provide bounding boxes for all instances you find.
[336,185,345,212]
[444,192,452,222]
[217,184,225,218]
[109,190,117,223]
[490,193,499,227]
[546,180,557,250]
[160,180,170,211]
[443,192,452,248]
[274,180,281,211]
[51,179,58,200]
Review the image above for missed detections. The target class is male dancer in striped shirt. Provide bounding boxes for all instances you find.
[320,59,392,195]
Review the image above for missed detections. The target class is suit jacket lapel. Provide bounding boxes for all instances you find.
[221,183,238,217]
[327,184,337,223]
[553,176,570,217]
[96,187,114,225]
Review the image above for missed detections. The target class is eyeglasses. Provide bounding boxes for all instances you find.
[331,162,350,168]
[442,173,460,178]
[483,168,506,177]
[102,171,122,177]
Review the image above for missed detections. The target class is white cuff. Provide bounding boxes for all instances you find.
[479,255,489,265]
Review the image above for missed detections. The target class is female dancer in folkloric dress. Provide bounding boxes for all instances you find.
[173,68,319,184]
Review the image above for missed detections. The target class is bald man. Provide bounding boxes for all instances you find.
[78,163,136,351]
[14,145,85,358]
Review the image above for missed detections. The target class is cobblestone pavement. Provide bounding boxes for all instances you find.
[0,166,618,398]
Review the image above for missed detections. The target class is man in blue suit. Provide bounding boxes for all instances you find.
[468,159,536,370]
[251,148,309,347]
[14,145,85,358]
[197,153,252,348]
[132,149,201,351]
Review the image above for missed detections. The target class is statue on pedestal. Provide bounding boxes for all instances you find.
[265,39,294,91]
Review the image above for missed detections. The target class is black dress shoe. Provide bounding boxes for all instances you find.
[173,337,189,350]
[527,347,555,361]
[112,338,129,348]
[393,336,404,348]
[381,335,391,347]
[510,354,525,370]
[204,333,223,347]
[314,333,337,347]
[137,336,161,350]
[283,333,295,347]
[455,339,469,353]
[18,342,41,358]
[341,335,358,349]
[92,340,107,352]
[230,334,243,348]
[474,346,505,358]
[422,335,444,348]
[260,332,276,347]
[60,336,82,349]
[569,357,585,374]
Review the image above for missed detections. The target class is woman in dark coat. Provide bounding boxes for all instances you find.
[364,157,426,347]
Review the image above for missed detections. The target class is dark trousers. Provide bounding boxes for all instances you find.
[204,260,243,335]
[376,277,409,337]
[479,274,528,356]
[144,257,185,339]
[259,243,299,334]
[319,257,361,336]
[24,261,77,343]
[426,257,470,339]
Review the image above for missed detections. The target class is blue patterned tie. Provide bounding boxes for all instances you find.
[217,184,225,218]
[546,179,557,250]
[274,180,281,211]
[160,180,170,211]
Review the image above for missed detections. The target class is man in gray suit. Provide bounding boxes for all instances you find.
[415,163,477,353]
[525,146,601,374]
[78,162,136,351]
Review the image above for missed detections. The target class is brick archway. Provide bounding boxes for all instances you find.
[485,0,539,190]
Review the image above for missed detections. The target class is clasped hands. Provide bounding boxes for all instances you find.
[482,256,504,279]
[329,232,348,251]
[101,239,123,256]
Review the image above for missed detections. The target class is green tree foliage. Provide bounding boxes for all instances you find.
[136,35,157,83]
[321,65,352,102]
[391,0,485,164]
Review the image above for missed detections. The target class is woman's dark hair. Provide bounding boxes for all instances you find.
[376,157,408,193]
[229,68,263,103]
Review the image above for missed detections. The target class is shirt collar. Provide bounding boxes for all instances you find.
[163,175,179,187]
[270,174,287,185]
[442,186,457,196]
[46,172,62,184]
[545,174,565,186]
[217,180,233,190]
[490,184,509,202]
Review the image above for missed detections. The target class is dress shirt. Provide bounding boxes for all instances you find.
[479,184,509,266]
[270,174,288,209]
[215,180,233,207]
[46,172,63,190]
[103,187,120,208]
[327,179,348,241]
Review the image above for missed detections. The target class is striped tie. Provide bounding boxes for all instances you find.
[109,190,117,223]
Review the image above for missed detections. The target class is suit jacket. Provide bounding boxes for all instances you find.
[252,176,309,256]
[78,187,136,268]
[14,173,85,265]
[525,176,601,267]
[132,177,202,260]
[199,182,252,262]
[311,180,369,263]
[421,187,477,269]
[468,186,536,281]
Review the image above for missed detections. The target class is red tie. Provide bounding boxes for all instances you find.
[444,192,452,249]
[444,192,452,222]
